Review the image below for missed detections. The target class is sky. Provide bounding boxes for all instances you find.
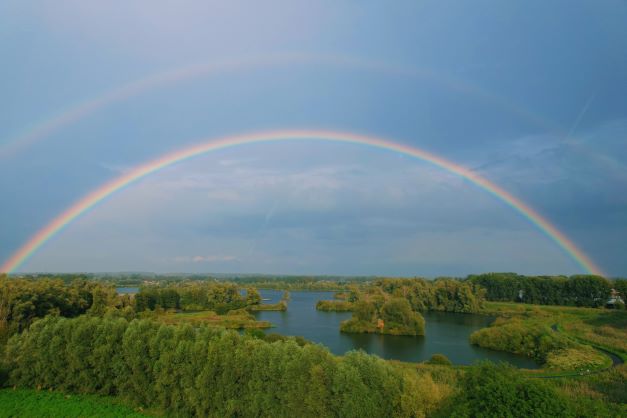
[1,1,626,276]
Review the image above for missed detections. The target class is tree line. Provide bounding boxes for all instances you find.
[134,282,262,314]
[467,273,623,308]
[10,271,625,309]
[3,315,443,418]
[0,275,132,344]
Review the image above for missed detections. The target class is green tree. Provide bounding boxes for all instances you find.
[353,301,376,322]
[566,275,611,307]
[245,288,262,305]
[447,362,573,417]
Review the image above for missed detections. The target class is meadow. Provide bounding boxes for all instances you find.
[0,388,149,418]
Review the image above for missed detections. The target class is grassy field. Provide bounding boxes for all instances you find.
[155,309,272,329]
[481,302,627,360]
[0,389,151,418]
[473,301,627,382]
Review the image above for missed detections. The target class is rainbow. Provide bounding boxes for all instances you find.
[0,130,604,276]
[0,53,557,159]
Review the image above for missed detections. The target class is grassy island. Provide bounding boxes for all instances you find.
[340,298,425,336]
[316,300,354,311]
[248,291,289,311]
[155,308,272,329]
[248,300,287,311]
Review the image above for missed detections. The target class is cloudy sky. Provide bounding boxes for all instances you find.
[1,1,626,276]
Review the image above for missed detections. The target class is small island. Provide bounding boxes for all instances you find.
[340,298,425,336]
[316,300,354,311]
[248,290,289,311]
[157,308,272,329]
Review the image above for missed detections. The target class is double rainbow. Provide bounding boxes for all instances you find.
[0,53,556,159]
[0,130,604,276]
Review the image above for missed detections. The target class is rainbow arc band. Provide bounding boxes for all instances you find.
[0,53,558,159]
[0,130,604,276]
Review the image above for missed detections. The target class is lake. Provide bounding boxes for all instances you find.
[253,289,538,368]
[116,287,139,294]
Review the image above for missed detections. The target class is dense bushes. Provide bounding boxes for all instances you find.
[467,273,612,307]
[0,276,130,344]
[427,354,452,366]
[4,316,439,417]
[443,362,573,417]
[469,317,571,363]
[469,317,608,370]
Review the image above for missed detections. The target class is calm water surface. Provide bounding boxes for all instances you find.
[254,290,538,368]
[116,287,139,294]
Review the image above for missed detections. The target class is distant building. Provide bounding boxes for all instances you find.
[606,288,624,309]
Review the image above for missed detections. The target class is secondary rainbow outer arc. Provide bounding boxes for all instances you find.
[0,130,605,276]
[0,52,559,159]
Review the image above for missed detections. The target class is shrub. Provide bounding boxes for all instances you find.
[427,354,452,366]
[446,362,573,417]
[469,317,570,363]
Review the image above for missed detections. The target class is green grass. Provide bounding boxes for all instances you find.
[0,388,150,418]
[475,301,626,377]
[156,309,272,329]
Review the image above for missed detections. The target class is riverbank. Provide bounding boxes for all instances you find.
[472,301,627,375]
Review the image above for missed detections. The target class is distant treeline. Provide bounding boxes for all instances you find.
[223,276,367,291]
[371,278,485,313]
[468,273,625,308]
[319,278,486,313]
[4,316,444,418]
[134,282,262,314]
